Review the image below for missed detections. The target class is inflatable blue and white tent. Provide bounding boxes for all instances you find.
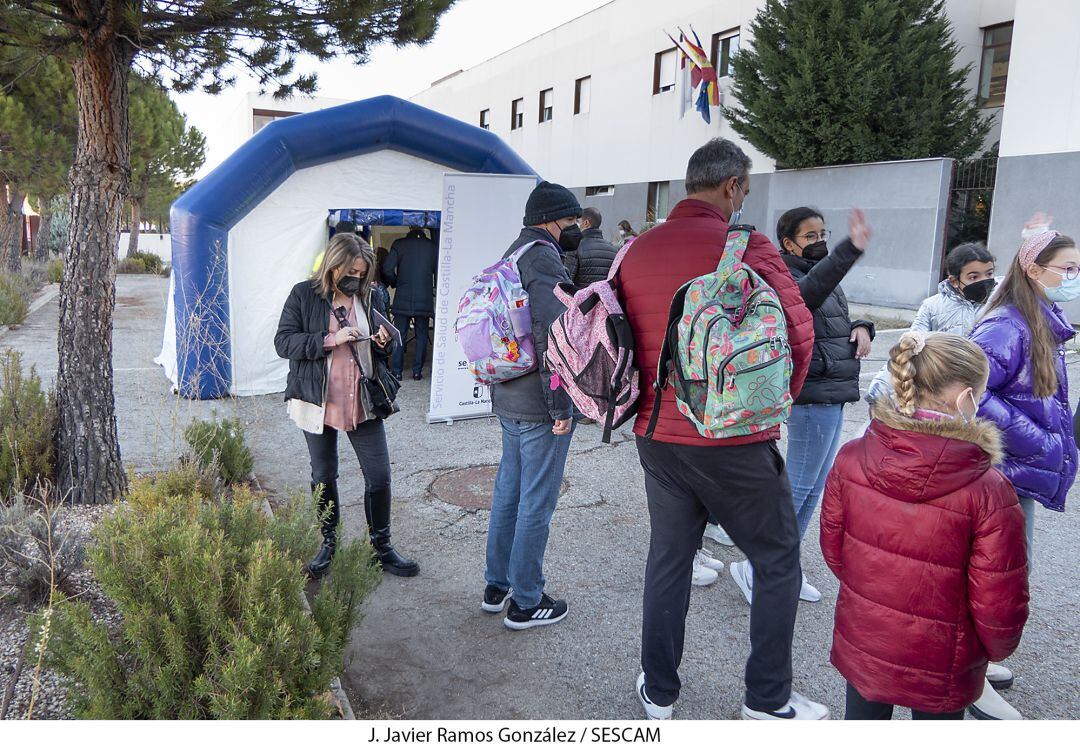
[159,95,534,399]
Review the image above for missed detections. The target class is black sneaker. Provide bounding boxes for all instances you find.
[481,585,512,613]
[503,593,568,630]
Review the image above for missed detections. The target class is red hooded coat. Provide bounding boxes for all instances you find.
[821,407,1029,713]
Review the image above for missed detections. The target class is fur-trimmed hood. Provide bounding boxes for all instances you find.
[862,403,1006,502]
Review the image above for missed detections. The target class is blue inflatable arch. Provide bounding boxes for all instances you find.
[169,95,535,399]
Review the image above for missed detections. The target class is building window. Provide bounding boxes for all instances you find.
[585,185,614,197]
[574,76,591,115]
[653,48,677,94]
[511,98,524,130]
[647,181,671,221]
[479,109,490,130]
[978,23,1012,108]
[711,28,741,78]
[539,88,554,123]
[252,108,300,133]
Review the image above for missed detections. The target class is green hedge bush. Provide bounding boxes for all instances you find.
[47,259,64,284]
[116,257,147,274]
[0,275,30,327]
[42,487,380,719]
[183,416,254,485]
[1,349,56,499]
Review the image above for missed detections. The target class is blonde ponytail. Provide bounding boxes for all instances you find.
[887,332,989,417]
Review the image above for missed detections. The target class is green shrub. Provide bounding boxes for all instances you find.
[42,487,380,719]
[0,275,30,326]
[1,349,57,498]
[47,259,64,284]
[128,251,163,275]
[183,416,254,485]
[125,459,221,517]
[117,257,147,274]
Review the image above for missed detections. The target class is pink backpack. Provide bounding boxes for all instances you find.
[547,240,639,442]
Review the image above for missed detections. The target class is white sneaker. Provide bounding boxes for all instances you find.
[696,548,725,572]
[692,555,719,586]
[742,690,830,720]
[637,672,673,720]
[799,574,822,603]
[985,663,1014,690]
[729,559,753,604]
[704,523,735,547]
[969,678,1023,720]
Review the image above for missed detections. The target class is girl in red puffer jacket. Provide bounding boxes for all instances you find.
[821,331,1028,720]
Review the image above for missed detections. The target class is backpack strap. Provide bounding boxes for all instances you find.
[605,237,637,282]
[716,224,754,274]
[508,239,556,266]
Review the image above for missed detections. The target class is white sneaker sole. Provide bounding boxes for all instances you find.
[741,706,830,720]
[729,565,753,604]
[799,585,822,603]
[637,673,673,720]
[503,608,568,630]
[481,594,511,613]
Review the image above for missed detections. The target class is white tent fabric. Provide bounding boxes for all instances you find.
[155,270,179,389]
[225,149,456,396]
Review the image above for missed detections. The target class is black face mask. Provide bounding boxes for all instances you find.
[337,275,362,298]
[960,278,995,304]
[557,223,582,253]
[801,240,829,261]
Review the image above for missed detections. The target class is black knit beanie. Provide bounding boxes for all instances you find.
[522,181,583,226]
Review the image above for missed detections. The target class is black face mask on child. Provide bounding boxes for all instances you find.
[801,240,829,261]
[959,278,995,304]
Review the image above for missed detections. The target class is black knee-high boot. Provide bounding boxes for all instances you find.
[365,488,418,577]
[307,480,340,578]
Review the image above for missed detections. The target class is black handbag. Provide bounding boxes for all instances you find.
[331,303,400,420]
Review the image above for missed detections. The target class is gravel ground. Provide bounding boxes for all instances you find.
[3,276,1078,720]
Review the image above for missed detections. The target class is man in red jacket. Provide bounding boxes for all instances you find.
[617,139,821,720]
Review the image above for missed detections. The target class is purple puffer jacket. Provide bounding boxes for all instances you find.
[969,302,1077,511]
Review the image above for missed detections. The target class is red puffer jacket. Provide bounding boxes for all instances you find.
[821,406,1029,714]
[616,199,813,446]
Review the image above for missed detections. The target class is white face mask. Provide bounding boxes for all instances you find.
[956,389,979,423]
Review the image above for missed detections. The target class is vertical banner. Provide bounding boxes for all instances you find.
[428,172,537,423]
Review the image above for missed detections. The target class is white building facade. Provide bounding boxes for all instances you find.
[409,0,1052,232]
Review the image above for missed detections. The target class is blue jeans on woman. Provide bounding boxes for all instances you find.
[485,417,575,609]
[787,403,846,540]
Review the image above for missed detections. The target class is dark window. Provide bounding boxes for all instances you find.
[646,181,671,221]
[511,98,524,130]
[585,185,614,197]
[977,23,1012,108]
[710,28,741,78]
[539,88,554,123]
[653,48,677,94]
[252,108,300,133]
[479,109,490,130]
[574,76,591,115]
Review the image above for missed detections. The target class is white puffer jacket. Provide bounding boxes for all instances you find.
[867,279,984,402]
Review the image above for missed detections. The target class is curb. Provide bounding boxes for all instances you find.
[259,498,356,720]
[0,284,59,339]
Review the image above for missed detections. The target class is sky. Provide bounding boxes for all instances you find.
[174,0,613,176]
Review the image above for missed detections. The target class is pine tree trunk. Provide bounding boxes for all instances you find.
[0,182,12,271]
[33,200,54,263]
[126,199,141,257]
[2,188,25,275]
[57,41,132,505]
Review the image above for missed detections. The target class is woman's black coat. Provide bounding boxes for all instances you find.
[782,239,875,406]
[274,280,394,406]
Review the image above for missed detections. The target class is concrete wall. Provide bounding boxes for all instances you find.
[753,159,954,310]
[119,232,172,263]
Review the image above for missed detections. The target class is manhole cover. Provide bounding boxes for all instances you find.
[431,465,569,510]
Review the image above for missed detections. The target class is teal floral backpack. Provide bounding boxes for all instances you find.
[646,225,793,439]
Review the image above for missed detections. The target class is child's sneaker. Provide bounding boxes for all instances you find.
[636,672,673,720]
[985,663,1014,690]
[799,574,822,603]
[692,555,719,586]
[704,523,735,547]
[742,691,829,720]
[503,593,568,630]
[696,548,725,572]
[481,584,512,613]
[969,679,1022,719]
[729,559,753,604]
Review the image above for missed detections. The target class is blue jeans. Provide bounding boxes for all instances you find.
[485,417,575,609]
[787,403,845,540]
[391,314,430,377]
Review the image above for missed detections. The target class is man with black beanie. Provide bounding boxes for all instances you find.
[481,180,582,631]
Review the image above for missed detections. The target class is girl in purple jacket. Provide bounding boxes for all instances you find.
[967,229,1079,720]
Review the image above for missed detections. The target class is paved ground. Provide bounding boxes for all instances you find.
[4,275,1078,720]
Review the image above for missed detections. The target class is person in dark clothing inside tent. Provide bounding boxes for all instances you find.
[382,226,437,381]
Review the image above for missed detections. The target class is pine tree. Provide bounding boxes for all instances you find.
[724,0,991,169]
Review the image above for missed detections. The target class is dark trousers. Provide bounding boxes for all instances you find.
[392,314,430,376]
[844,683,965,720]
[636,436,801,711]
[303,419,391,493]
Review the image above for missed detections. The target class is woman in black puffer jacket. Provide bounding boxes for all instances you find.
[730,207,875,605]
